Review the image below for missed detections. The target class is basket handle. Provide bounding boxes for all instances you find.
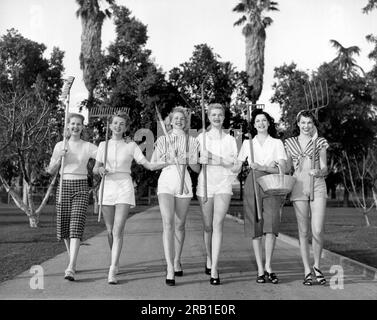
[276,163,284,175]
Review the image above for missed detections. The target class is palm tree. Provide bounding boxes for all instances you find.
[76,0,114,103]
[362,0,377,13]
[329,39,365,78]
[233,0,279,103]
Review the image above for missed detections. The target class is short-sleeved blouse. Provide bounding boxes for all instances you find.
[96,140,147,174]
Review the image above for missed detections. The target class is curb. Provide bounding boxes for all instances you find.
[226,214,377,280]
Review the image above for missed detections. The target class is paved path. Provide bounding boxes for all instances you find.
[0,205,376,300]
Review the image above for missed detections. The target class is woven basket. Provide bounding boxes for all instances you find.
[257,164,296,196]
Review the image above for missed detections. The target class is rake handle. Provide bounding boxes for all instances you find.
[98,119,110,222]
[247,106,262,221]
[309,138,317,202]
[201,83,208,203]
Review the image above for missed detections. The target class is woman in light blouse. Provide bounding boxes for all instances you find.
[233,109,287,284]
[93,112,167,284]
[197,103,238,285]
[47,113,98,281]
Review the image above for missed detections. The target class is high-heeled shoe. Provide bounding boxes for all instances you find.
[210,271,220,285]
[174,263,183,277]
[108,266,118,285]
[265,271,279,284]
[64,268,75,281]
[166,270,175,286]
[205,265,211,275]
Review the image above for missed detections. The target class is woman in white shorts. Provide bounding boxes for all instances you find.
[152,107,200,286]
[197,103,238,285]
[93,111,167,284]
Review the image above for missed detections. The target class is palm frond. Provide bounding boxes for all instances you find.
[330,39,343,50]
[262,17,274,27]
[234,16,247,27]
[233,2,246,13]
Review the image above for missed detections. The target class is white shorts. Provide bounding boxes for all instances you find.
[196,166,235,198]
[158,165,193,198]
[100,173,136,207]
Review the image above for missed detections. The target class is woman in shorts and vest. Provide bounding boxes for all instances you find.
[234,109,287,284]
[47,113,98,281]
[285,110,329,286]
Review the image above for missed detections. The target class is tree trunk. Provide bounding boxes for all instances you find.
[363,212,371,227]
[93,189,99,215]
[245,20,266,102]
[239,179,243,200]
[22,178,28,206]
[28,214,39,228]
[343,187,349,207]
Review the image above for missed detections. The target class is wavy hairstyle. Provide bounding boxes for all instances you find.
[249,109,278,138]
[168,106,191,131]
[292,110,319,136]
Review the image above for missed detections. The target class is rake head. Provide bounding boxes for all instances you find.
[303,80,329,118]
[88,106,130,119]
[60,76,75,101]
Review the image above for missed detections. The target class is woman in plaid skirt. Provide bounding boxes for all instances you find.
[47,113,98,281]
[93,112,168,284]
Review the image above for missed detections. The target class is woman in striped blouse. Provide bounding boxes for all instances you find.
[285,110,329,286]
[152,107,200,286]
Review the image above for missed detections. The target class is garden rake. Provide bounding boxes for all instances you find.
[58,76,75,204]
[303,80,330,201]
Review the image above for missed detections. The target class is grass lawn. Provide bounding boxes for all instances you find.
[228,203,377,269]
[0,203,152,283]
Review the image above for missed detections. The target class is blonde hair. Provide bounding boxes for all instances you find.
[207,103,225,116]
[168,106,191,131]
[67,113,85,124]
[111,111,130,124]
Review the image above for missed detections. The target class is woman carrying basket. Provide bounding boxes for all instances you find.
[233,109,287,284]
[47,113,98,281]
[152,107,200,286]
[284,110,329,286]
[93,111,167,284]
[197,103,238,285]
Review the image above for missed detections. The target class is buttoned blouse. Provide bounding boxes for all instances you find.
[50,140,98,177]
[96,140,147,173]
[238,135,287,165]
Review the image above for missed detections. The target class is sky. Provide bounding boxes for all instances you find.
[0,0,376,121]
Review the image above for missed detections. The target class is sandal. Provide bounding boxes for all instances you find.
[265,271,279,284]
[303,272,313,286]
[313,266,326,285]
[256,273,266,284]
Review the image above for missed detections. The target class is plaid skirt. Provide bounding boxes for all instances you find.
[56,179,89,241]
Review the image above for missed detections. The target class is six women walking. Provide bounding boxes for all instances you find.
[49,106,328,287]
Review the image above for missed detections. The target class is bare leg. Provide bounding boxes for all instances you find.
[211,194,232,278]
[293,201,311,276]
[310,198,327,270]
[264,233,277,273]
[63,238,70,257]
[199,196,215,270]
[102,205,115,250]
[110,204,130,268]
[158,194,175,280]
[252,237,264,276]
[67,238,81,271]
[174,197,191,271]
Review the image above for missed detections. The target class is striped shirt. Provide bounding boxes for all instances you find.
[284,136,329,171]
[153,133,199,165]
